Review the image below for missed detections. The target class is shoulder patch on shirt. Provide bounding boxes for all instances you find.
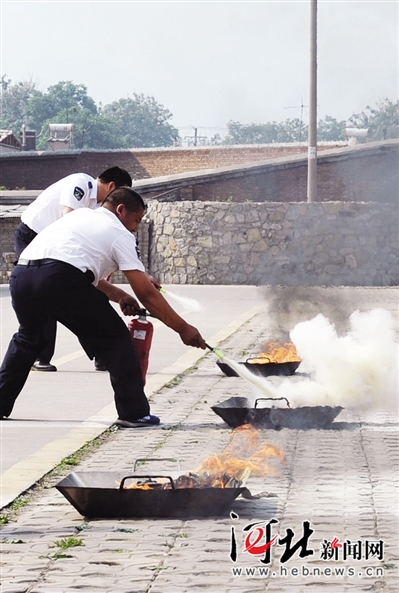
[88,181,93,189]
[73,186,85,200]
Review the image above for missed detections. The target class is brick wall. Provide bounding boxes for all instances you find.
[190,165,307,202]
[188,148,398,204]
[133,144,324,176]
[1,142,396,206]
[0,143,343,190]
[132,142,398,205]
[0,152,149,191]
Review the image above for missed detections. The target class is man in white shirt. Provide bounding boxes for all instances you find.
[15,167,132,372]
[0,187,206,427]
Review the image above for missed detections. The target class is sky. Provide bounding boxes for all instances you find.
[1,0,398,139]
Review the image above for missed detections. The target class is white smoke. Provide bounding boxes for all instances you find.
[271,308,398,410]
[162,289,203,312]
[222,356,278,399]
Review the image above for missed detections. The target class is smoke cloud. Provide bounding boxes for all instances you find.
[163,289,203,312]
[252,309,398,411]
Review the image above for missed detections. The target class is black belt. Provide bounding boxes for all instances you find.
[17,258,95,283]
[18,258,59,267]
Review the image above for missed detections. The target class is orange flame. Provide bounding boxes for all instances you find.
[197,424,284,481]
[120,425,284,490]
[123,482,153,490]
[248,342,301,364]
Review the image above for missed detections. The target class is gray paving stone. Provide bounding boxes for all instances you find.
[1,297,398,592]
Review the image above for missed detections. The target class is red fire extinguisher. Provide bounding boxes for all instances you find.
[128,312,154,385]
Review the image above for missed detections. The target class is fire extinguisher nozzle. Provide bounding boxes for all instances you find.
[205,343,225,360]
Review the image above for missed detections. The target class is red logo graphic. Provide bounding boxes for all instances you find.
[243,529,278,556]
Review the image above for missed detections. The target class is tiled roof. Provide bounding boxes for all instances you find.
[0,130,22,148]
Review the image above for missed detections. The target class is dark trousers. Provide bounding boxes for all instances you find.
[0,260,149,421]
[15,222,56,364]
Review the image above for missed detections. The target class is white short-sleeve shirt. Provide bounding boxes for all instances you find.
[21,173,99,233]
[20,207,145,285]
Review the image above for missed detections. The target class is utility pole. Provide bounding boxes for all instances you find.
[184,127,208,146]
[307,0,317,203]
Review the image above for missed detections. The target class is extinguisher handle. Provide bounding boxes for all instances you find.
[136,308,155,318]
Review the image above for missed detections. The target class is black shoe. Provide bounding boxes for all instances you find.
[115,415,160,428]
[94,358,107,371]
[32,361,57,372]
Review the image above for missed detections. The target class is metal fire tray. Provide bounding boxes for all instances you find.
[56,471,270,519]
[217,360,300,377]
[211,397,343,430]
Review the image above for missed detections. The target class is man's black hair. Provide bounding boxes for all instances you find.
[98,166,132,188]
[103,187,146,212]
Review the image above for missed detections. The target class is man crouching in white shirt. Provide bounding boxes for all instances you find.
[0,187,206,428]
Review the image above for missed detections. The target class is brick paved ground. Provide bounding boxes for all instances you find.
[1,290,398,593]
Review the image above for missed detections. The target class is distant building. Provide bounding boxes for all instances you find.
[19,126,37,151]
[0,130,22,154]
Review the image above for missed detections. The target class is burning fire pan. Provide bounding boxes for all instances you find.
[211,397,343,430]
[217,360,300,377]
[56,471,270,519]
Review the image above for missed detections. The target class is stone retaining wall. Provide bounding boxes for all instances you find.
[1,201,397,287]
[147,201,398,286]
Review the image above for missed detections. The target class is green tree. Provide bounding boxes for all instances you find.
[26,81,96,128]
[277,118,307,142]
[1,79,179,149]
[101,94,179,148]
[0,75,37,133]
[77,111,120,150]
[34,108,117,150]
[224,120,279,144]
[224,118,307,144]
[210,133,223,146]
[317,115,346,141]
[348,98,399,140]
[25,81,101,149]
